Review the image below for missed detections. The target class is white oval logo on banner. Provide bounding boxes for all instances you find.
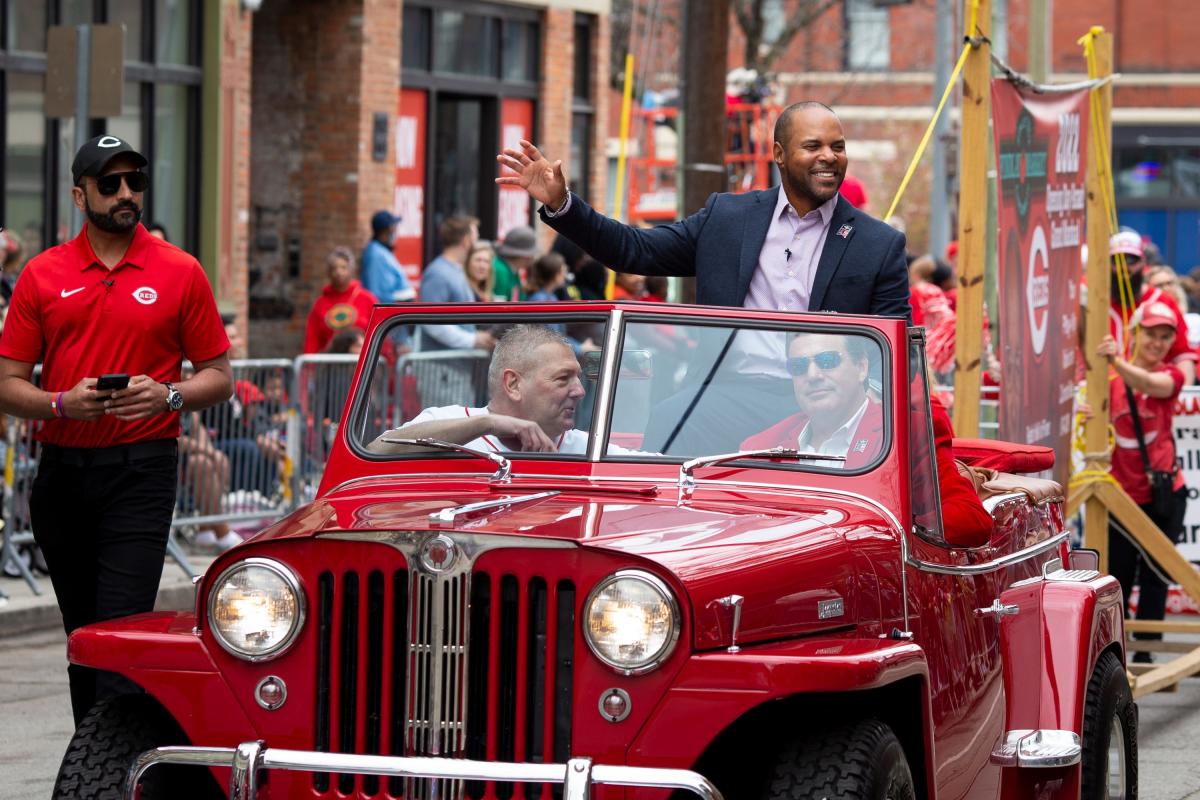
[133,286,158,305]
[1025,224,1050,356]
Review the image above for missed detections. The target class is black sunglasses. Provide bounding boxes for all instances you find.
[786,350,844,376]
[93,171,149,196]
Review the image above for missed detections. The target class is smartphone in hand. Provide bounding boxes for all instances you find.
[95,373,130,392]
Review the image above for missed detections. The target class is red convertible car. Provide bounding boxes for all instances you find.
[56,303,1132,800]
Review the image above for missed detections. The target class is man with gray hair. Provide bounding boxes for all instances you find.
[369,324,588,453]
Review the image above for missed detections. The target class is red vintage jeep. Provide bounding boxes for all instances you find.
[57,303,1132,800]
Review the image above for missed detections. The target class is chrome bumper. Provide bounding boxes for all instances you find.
[125,742,725,800]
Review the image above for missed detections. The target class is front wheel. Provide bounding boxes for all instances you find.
[764,717,916,800]
[52,693,223,800]
[1081,650,1138,800]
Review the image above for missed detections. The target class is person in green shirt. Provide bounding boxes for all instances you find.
[494,225,539,301]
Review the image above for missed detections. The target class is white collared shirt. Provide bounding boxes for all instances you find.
[796,398,869,463]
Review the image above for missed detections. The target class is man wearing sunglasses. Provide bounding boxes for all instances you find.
[0,134,233,727]
[742,333,883,466]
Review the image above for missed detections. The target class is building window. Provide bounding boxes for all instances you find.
[502,20,538,83]
[845,0,890,71]
[571,15,596,206]
[402,6,431,71]
[433,11,498,78]
[0,0,201,254]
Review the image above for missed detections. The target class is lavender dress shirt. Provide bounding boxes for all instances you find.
[744,190,838,313]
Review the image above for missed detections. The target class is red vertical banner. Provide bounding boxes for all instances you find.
[393,88,427,290]
[992,81,1090,485]
[498,98,534,240]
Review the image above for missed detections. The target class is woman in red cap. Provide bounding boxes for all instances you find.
[1097,300,1189,662]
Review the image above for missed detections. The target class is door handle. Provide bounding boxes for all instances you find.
[975,599,1020,619]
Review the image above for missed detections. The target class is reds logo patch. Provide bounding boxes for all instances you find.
[132,286,158,305]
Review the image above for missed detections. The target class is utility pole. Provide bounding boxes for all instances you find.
[929,0,953,259]
[679,0,730,304]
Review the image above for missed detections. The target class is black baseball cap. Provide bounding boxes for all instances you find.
[71,134,148,185]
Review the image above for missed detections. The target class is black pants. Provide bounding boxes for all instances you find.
[1108,486,1188,642]
[30,440,178,727]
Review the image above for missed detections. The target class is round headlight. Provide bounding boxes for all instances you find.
[208,558,305,661]
[583,570,680,675]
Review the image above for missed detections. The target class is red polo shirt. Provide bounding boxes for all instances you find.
[0,224,229,448]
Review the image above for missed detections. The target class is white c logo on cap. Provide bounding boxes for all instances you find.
[97,136,122,148]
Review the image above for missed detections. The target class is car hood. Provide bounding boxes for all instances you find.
[248,478,900,648]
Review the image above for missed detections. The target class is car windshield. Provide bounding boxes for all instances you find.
[351,312,887,472]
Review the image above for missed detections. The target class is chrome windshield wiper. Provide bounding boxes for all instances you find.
[678,447,845,490]
[379,437,511,482]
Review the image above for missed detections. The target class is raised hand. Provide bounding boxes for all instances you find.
[495,139,568,211]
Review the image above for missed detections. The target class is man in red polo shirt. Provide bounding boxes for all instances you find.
[0,135,233,726]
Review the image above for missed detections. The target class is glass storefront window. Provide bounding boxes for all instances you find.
[60,0,93,26]
[6,2,46,53]
[56,117,78,243]
[433,12,497,78]
[108,81,143,151]
[157,0,194,65]
[1116,141,1200,201]
[570,112,592,206]
[501,21,537,83]
[153,83,190,244]
[110,0,145,63]
[403,6,430,71]
[5,72,46,267]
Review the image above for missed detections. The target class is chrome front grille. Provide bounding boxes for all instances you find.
[312,533,577,800]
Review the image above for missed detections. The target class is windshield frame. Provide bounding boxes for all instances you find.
[346,308,893,477]
[596,312,893,476]
[348,310,613,463]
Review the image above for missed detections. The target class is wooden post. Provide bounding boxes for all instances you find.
[1082,31,1113,561]
[952,0,991,436]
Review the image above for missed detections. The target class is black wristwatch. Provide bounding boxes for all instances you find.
[163,382,184,412]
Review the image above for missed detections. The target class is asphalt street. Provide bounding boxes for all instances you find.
[3,627,1200,798]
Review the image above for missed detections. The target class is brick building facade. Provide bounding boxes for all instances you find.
[626,0,1200,261]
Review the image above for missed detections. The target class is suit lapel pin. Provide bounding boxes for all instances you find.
[837,224,853,239]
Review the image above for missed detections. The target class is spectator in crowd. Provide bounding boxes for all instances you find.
[1108,230,1197,385]
[179,412,239,552]
[303,246,379,354]
[909,255,956,375]
[839,174,868,209]
[360,210,415,303]
[574,258,609,302]
[418,215,495,353]
[1097,302,1189,662]
[325,327,365,355]
[0,228,23,306]
[612,272,646,301]
[496,101,911,320]
[527,252,568,302]
[551,234,586,301]
[1146,265,1189,311]
[930,257,957,310]
[465,240,497,303]
[146,222,168,241]
[644,276,669,302]
[495,226,539,301]
[0,134,232,725]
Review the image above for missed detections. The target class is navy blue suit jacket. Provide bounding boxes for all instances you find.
[539,186,911,321]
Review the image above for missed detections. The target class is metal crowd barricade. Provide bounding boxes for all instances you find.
[173,360,295,550]
[2,411,44,594]
[293,354,364,502]
[391,349,490,427]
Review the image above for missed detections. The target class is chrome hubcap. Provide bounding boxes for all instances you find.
[1107,712,1127,799]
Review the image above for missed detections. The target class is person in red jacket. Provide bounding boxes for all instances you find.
[742,331,991,547]
[303,246,379,354]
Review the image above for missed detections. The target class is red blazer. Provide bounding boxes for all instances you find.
[931,397,992,547]
[741,399,885,470]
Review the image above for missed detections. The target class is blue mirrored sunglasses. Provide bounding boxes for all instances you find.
[786,350,844,376]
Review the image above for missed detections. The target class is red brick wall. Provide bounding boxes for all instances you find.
[221,1,253,354]
[247,0,400,357]
[539,8,575,249]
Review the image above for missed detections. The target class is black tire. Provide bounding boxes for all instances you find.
[764,718,916,800]
[1081,650,1138,800]
[52,693,223,800]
